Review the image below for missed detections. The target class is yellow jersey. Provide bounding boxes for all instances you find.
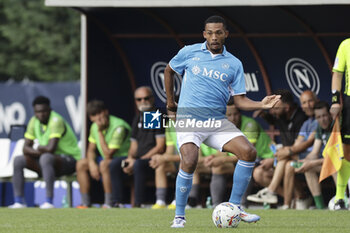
[333,38,350,96]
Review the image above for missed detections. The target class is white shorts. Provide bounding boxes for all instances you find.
[176,118,245,151]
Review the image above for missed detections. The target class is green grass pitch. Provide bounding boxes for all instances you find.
[0,208,350,233]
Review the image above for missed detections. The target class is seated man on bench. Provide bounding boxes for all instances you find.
[9,96,81,209]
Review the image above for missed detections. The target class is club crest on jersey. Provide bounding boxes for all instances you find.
[222,63,229,69]
[192,65,201,75]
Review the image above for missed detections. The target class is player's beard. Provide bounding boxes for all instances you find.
[209,44,222,54]
[207,39,224,53]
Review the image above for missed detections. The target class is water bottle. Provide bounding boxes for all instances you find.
[270,143,278,167]
[270,143,277,154]
[273,157,278,168]
[263,202,271,209]
[291,161,303,168]
[290,161,296,168]
[61,195,69,208]
[206,196,212,209]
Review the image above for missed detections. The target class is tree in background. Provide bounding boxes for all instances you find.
[0,0,80,82]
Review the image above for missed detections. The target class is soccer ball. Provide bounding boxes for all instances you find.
[328,195,349,210]
[212,202,241,228]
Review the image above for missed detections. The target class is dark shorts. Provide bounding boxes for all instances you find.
[342,95,350,144]
[56,154,76,176]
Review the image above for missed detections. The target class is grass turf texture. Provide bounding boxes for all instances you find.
[0,208,350,233]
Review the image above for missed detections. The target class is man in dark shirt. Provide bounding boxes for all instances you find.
[262,89,308,146]
[110,86,165,207]
[247,89,307,205]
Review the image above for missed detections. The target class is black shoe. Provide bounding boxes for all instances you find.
[334,199,347,210]
[187,197,198,207]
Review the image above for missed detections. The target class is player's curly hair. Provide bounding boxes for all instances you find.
[204,15,227,30]
[32,96,50,107]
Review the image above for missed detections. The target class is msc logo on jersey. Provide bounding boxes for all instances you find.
[285,58,320,98]
[143,110,161,129]
[202,67,228,81]
[190,64,228,82]
[150,62,182,104]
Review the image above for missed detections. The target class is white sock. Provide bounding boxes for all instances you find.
[156,200,166,205]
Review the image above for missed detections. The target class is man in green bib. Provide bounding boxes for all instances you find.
[9,96,81,209]
[76,100,131,208]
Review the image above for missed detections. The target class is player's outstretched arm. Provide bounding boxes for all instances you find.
[233,94,280,111]
[164,64,177,112]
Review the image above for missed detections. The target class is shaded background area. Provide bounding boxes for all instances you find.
[76,5,349,129]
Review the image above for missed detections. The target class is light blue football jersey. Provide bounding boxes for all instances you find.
[169,42,246,120]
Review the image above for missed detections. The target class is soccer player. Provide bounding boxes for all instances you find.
[9,96,81,209]
[149,114,179,210]
[330,38,350,209]
[164,15,280,228]
[225,103,274,207]
[76,100,131,208]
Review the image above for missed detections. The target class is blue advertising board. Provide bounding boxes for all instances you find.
[0,81,81,139]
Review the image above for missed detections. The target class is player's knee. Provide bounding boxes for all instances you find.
[13,156,26,169]
[254,168,266,186]
[76,159,87,172]
[133,159,145,172]
[240,146,257,162]
[284,161,294,175]
[304,170,316,180]
[253,167,262,181]
[39,153,54,167]
[155,163,166,173]
[181,158,197,173]
[99,160,108,172]
[109,157,123,172]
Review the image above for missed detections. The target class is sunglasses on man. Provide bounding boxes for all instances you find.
[135,96,152,102]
